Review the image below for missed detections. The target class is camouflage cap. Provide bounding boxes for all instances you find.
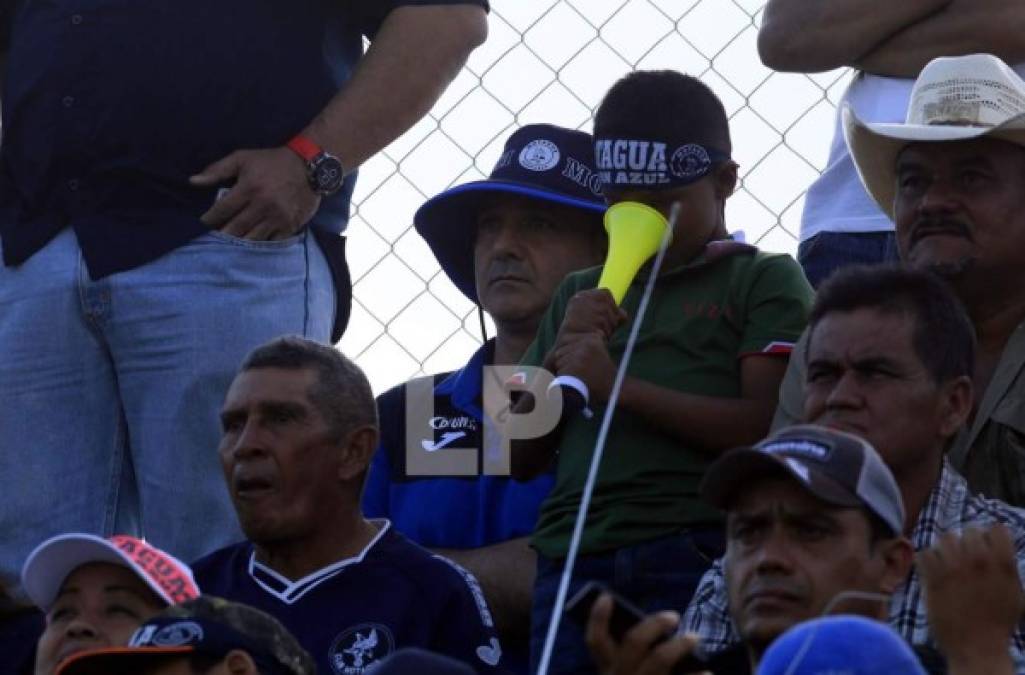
[57,595,315,675]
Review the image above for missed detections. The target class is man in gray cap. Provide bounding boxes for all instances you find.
[362,123,608,670]
[774,53,1025,508]
[590,265,1025,673]
[589,424,916,673]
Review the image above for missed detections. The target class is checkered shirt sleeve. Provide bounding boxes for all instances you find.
[891,461,1025,672]
[681,558,741,652]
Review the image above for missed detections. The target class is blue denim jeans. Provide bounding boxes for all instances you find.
[797,231,899,289]
[0,227,334,601]
[529,527,725,675]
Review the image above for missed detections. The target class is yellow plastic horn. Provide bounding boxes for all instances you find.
[596,201,671,305]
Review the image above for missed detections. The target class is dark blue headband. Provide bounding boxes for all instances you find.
[593,138,731,189]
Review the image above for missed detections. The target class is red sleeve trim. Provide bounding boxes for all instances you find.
[739,341,795,359]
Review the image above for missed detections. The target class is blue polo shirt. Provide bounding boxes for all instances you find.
[363,340,554,549]
[0,0,485,277]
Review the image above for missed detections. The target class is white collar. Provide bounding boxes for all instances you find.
[247,519,391,604]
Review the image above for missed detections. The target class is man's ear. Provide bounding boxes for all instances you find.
[714,161,739,200]
[337,425,379,481]
[224,649,260,674]
[937,375,973,439]
[877,537,915,595]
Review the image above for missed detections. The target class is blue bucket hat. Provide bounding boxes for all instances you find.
[414,123,607,303]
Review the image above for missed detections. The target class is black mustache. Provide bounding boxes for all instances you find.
[910,217,971,244]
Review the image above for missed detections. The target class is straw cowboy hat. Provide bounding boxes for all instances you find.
[844,53,1025,219]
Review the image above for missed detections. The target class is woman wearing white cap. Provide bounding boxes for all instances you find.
[20,533,199,675]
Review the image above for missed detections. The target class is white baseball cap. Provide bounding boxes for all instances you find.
[21,533,200,611]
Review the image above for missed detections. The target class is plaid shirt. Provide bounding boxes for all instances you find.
[683,461,1025,667]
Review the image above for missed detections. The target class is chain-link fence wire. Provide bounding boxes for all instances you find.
[341,0,854,394]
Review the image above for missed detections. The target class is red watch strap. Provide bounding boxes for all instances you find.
[287,135,322,162]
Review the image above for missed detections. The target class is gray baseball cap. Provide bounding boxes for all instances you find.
[701,425,905,536]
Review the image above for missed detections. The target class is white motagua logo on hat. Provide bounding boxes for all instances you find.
[844,53,1025,218]
[519,140,560,171]
[152,621,205,646]
[669,144,711,179]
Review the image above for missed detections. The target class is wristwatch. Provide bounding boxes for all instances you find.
[286,135,346,196]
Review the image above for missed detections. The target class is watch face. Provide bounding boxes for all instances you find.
[311,154,345,195]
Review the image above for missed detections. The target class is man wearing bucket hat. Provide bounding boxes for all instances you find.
[773,53,1025,508]
[362,123,608,671]
[54,596,315,675]
[21,533,200,675]
[759,0,1025,288]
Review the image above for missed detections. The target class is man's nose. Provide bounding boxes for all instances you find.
[489,221,526,258]
[65,617,99,640]
[825,371,863,409]
[916,178,960,216]
[230,420,267,460]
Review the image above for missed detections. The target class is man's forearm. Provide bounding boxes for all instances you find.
[302,4,486,171]
[617,377,778,452]
[855,0,1025,77]
[509,389,562,481]
[758,0,950,72]
[437,538,536,644]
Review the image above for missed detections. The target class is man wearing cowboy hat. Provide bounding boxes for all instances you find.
[759,0,1025,288]
[774,53,1025,508]
[361,123,609,671]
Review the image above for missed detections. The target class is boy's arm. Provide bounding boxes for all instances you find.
[509,286,626,480]
[508,283,574,481]
[508,396,562,481]
[620,357,788,449]
[552,256,812,453]
[558,333,789,450]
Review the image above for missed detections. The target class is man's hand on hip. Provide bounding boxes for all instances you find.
[191,147,320,241]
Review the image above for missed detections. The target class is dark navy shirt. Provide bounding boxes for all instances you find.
[363,340,554,675]
[0,0,483,277]
[192,522,504,675]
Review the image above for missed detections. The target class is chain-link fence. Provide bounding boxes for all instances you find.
[341,0,853,394]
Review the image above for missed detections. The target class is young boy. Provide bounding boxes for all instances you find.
[512,70,813,673]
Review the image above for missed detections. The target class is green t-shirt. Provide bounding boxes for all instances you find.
[521,241,813,558]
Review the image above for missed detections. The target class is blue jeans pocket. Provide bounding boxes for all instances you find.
[202,229,304,249]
